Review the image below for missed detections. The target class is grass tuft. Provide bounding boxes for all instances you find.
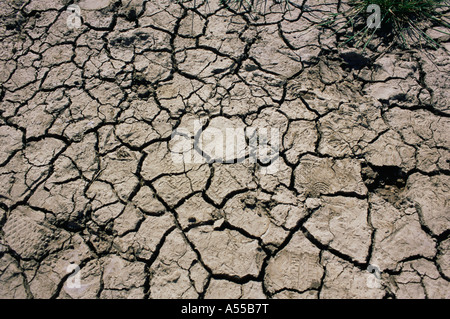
[320,0,450,51]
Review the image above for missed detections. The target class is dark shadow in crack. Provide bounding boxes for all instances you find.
[362,163,407,206]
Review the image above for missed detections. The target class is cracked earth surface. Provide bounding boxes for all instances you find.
[0,0,449,299]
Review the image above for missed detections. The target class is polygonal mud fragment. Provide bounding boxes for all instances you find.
[24,138,65,166]
[286,72,342,115]
[4,80,40,104]
[7,103,54,139]
[405,173,450,236]
[416,144,448,173]
[204,279,242,299]
[199,14,247,59]
[86,180,121,222]
[79,3,116,29]
[419,51,450,114]
[358,54,418,82]
[78,0,112,10]
[142,142,185,180]
[363,131,416,171]
[369,194,436,271]
[269,203,308,230]
[109,27,171,53]
[187,225,265,278]
[384,107,450,173]
[280,18,322,62]
[0,125,22,164]
[3,207,61,260]
[304,196,371,264]
[265,231,323,293]
[149,229,203,299]
[28,236,93,299]
[132,185,166,215]
[283,120,317,164]
[317,60,344,85]
[100,287,146,299]
[206,163,256,206]
[294,155,367,198]
[113,203,143,236]
[114,213,175,260]
[62,259,102,299]
[272,289,318,299]
[101,255,146,291]
[41,44,74,67]
[98,147,140,201]
[63,133,98,179]
[88,81,124,106]
[3,66,36,90]
[240,281,266,299]
[0,59,16,85]
[42,63,83,90]
[119,98,161,122]
[27,178,90,227]
[421,273,450,299]
[270,185,299,205]
[220,80,270,116]
[305,198,322,210]
[198,116,247,163]
[178,11,206,37]
[247,108,289,133]
[364,77,421,106]
[320,252,385,299]
[85,228,114,256]
[0,254,29,299]
[318,103,387,157]
[0,155,29,204]
[156,73,204,100]
[385,108,449,149]
[388,270,426,299]
[239,62,285,101]
[204,279,266,299]
[388,259,450,299]
[437,239,450,279]
[141,0,183,32]
[115,121,161,148]
[176,193,219,229]
[152,164,210,207]
[136,53,172,84]
[255,157,291,193]
[156,75,204,116]
[97,125,121,153]
[176,48,234,79]
[279,99,318,121]
[92,203,124,226]
[223,192,289,246]
[249,25,302,78]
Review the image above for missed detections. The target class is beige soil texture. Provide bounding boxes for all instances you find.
[0,0,449,299]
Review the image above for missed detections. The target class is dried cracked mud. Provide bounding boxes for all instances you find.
[0,0,449,299]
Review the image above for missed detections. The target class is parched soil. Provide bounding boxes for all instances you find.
[0,0,449,299]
